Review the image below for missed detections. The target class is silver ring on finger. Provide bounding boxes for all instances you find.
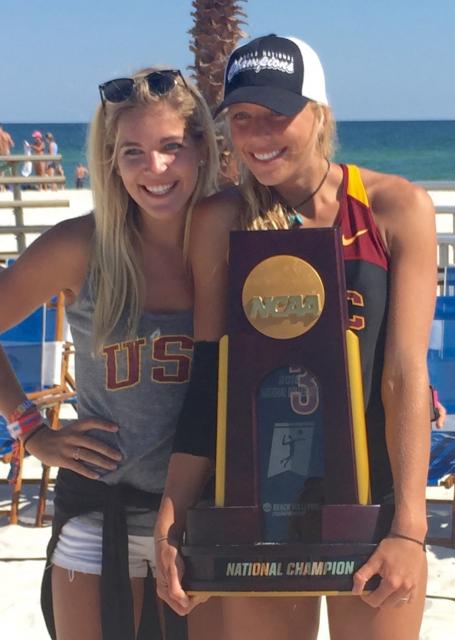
[73,447,81,461]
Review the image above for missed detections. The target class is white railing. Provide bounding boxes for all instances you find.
[0,154,68,255]
[417,181,455,270]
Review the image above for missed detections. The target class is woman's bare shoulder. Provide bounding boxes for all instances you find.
[189,187,244,275]
[359,167,433,216]
[0,214,96,329]
[46,212,95,247]
[6,213,94,288]
[358,167,435,253]
[193,186,244,235]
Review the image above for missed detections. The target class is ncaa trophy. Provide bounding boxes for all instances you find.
[181,228,392,594]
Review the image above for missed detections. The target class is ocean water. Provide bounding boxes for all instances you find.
[335,120,455,181]
[2,120,455,186]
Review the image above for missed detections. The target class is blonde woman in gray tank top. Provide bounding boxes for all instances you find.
[0,68,219,640]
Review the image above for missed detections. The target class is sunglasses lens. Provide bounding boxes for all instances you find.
[147,72,177,95]
[102,78,134,103]
[99,71,182,108]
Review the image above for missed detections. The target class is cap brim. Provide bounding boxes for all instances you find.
[214,86,308,117]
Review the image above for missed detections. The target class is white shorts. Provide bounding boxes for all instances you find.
[51,514,156,578]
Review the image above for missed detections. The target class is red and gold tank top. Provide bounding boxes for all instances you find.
[337,164,392,501]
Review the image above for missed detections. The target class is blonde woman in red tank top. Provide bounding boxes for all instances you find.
[156,34,436,640]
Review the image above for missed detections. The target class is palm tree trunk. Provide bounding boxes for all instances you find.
[189,0,247,111]
[189,0,248,185]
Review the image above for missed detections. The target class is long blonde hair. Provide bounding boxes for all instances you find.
[88,68,219,351]
[235,103,336,230]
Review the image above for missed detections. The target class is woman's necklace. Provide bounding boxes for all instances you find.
[282,158,331,228]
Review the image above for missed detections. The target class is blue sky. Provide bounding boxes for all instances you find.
[2,0,454,122]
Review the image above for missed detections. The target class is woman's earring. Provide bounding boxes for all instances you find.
[198,159,206,167]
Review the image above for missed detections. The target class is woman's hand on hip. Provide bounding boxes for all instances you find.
[24,418,122,479]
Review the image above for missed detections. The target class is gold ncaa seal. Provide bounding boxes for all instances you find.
[242,255,325,339]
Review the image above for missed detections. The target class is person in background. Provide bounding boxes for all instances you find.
[0,67,219,639]
[433,390,447,429]
[435,402,447,428]
[155,34,436,640]
[21,140,33,178]
[45,132,63,190]
[0,124,15,191]
[0,124,14,155]
[75,162,89,188]
[30,130,46,190]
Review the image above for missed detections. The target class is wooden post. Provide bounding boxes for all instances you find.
[10,161,26,253]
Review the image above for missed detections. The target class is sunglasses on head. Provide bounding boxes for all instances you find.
[98,70,186,110]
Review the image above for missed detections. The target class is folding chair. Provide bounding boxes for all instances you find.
[427,431,455,547]
[443,265,455,296]
[428,296,455,414]
[33,292,77,526]
[0,304,46,524]
[427,295,455,547]
[0,292,76,525]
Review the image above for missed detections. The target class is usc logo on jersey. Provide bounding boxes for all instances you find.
[102,334,193,391]
[346,290,366,331]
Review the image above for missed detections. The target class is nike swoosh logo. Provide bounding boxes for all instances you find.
[342,228,368,246]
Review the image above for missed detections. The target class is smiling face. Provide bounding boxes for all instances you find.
[115,102,201,223]
[227,102,321,190]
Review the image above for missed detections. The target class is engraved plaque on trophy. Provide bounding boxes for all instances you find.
[182,228,392,594]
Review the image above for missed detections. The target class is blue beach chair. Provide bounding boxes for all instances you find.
[443,265,455,296]
[427,296,455,547]
[428,296,455,414]
[0,304,46,523]
[427,431,455,547]
[429,432,455,487]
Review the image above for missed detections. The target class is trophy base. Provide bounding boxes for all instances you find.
[182,541,379,594]
[182,504,393,595]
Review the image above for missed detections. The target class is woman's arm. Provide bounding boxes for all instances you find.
[0,216,90,412]
[0,215,122,476]
[155,192,240,613]
[353,174,437,607]
[154,454,214,614]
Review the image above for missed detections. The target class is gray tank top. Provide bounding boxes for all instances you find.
[66,277,193,498]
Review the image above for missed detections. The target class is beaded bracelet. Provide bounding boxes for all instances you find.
[8,423,48,485]
[6,409,44,440]
[8,399,36,423]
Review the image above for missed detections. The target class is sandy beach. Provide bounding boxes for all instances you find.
[1,186,454,638]
[0,185,454,245]
[0,189,455,240]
